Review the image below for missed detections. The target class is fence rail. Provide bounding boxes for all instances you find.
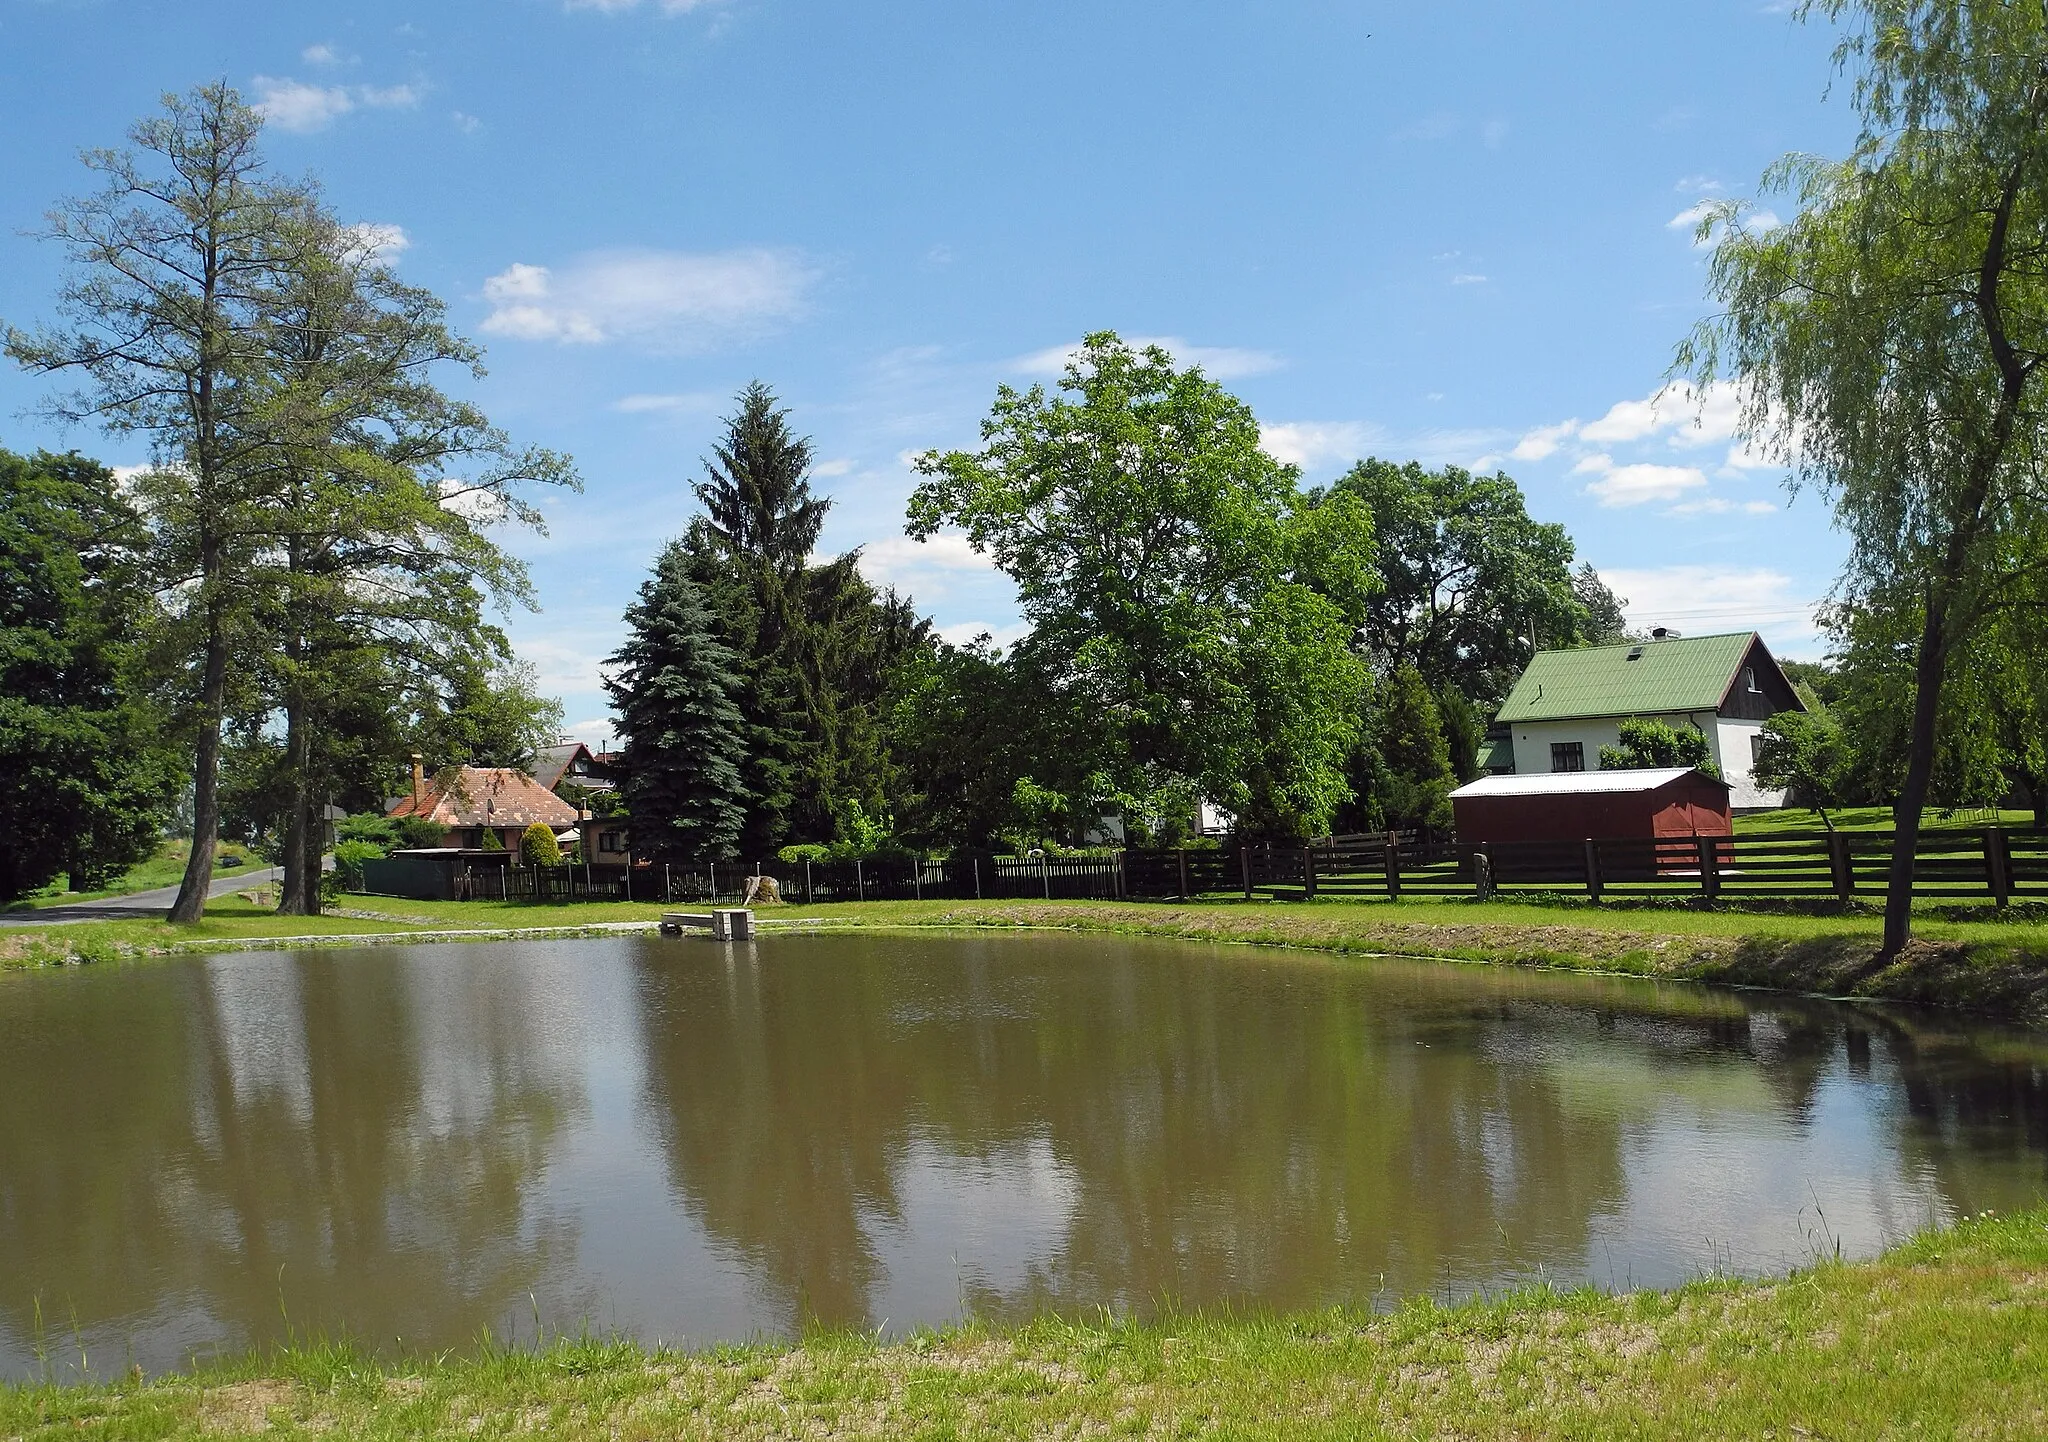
[396,826,2046,910]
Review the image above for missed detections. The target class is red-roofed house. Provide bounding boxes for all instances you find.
[386,762,581,851]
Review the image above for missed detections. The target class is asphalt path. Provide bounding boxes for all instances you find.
[0,866,284,927]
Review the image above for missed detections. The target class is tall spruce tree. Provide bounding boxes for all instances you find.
[606,542,750,862]
[682,382,932,850]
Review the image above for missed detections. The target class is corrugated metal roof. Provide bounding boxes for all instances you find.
[1449,767,1727,799]
[1493,632,1757,723]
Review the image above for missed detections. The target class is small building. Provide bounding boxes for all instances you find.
[1487,630,1804,809]
[385,763,580,850]
[1449,767,1733,845]
[530,741,617,795]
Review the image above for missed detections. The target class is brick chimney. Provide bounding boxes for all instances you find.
[410,753,424,811]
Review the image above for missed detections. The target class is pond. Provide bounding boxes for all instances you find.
[2,931,2045,1377]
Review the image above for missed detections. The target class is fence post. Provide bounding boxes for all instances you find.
[1115,851,1126,901]
[1240,846,1253,901]
[1987,827,2012,907]
[1384,832,1403,900]
[1177,848,1189,901]
[856,857,865,903]
[1583,838,1603,900]
[1695,836,1721,899]
[1041,852,1051,899]
[973,855,982,900]
[1829,831,1854,902]
[1474,848,1495,901]
[914,857,923,901]
[805,858,814,903]
[1302,847,1317,900]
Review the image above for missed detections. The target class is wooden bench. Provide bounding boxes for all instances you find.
[659,908,755,940]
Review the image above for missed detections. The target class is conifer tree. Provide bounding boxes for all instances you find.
[606,542,750,862]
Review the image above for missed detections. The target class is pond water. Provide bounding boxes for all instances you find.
[3,931,2045,1377]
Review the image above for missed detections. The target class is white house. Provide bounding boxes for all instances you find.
[1482,630,1805,810]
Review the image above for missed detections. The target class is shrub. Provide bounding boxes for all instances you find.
[778,843,832,864]
[332,839,385,893]
[520,822,562,867]
[479,826,504,851]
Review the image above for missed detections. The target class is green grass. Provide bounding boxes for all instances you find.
[5,1206,2046,1439]
[1734,804,2036,835]
[5,838,267,910]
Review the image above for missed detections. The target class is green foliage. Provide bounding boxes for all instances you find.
[478,825,504,852]
[606,542,751,862]
[0,448,181,901]
[1332,459,1595,708]
[777,843,832,865]
[1754,709,1851,817]
[331,839,385,892]
[520,821,562,867]
[412,662,567,773]
[676,384,934,853]
[1598,718,1720,778]
[909,332,1373,840]
[828,797,891,857]
[1367,667,1457,831]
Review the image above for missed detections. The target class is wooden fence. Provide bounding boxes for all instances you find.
[427,827,2048,909]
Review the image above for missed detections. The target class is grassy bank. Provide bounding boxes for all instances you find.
[2,839,265,911]
[9,893,2048,1024]
[6,1207,2046,1439]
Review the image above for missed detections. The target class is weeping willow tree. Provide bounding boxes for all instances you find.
[1680,0,2048,956]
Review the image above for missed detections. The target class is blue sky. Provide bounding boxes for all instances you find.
[0,0,1858,742]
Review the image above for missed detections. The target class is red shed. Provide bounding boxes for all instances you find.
[1449,767,1732,844]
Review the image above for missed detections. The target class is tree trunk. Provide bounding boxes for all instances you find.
[1883,594,1950,957]
[168,614,229,923]
[277,693,315,915]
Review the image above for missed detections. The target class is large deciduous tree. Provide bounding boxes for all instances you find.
[1680,0,2048,954]
[1330,459,1604,709]
[909,332,1375,839]
[0,449,181,901]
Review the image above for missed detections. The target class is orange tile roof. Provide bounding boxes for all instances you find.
[387,767,580,830]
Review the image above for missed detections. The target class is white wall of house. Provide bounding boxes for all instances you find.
[1503,711,1787,810]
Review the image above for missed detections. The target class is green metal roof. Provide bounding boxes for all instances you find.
[1493,632,1759,724]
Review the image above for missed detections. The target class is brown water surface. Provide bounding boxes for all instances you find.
[2,931,2044,1377]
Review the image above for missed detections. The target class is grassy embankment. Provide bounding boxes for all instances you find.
[8,888,2048,1023]
[1731,804,2036,835]
[5,1208,2046,1439]
[2,838,266,911]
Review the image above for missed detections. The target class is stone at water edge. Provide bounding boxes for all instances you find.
[745,875,783,905]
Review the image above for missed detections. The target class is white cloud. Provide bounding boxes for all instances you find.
[812,457,855,478]
[253,75,420,132]
[1577,381,1743,448]
[612,391,719,414]
[1259,420,1381,470]
[1573,454,1709,506]
[1669,200,1783,247]
[564,717,615,747]
[1666,496,1780,517]
[345,222,410,263]
[859,532,993,584]
[480,248,817,349]
[1675,175,1724,195]
[1450,273,1488,286]
[1600,564,1821,642]
[301,43,342,66]
[935,620,1029,650]
[1511,419,1578,461]
[452,111,483,135]
[1012,335,1283,381]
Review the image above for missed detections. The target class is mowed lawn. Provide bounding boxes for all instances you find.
[5,1208,2046,1439]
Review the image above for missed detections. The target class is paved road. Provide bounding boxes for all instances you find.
[0,866,284,927]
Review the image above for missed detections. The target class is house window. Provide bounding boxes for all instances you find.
[1751,734,1765,764]
[1550,742,1585,773]
[1745,666,1761,693]
[599,831,624,853]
